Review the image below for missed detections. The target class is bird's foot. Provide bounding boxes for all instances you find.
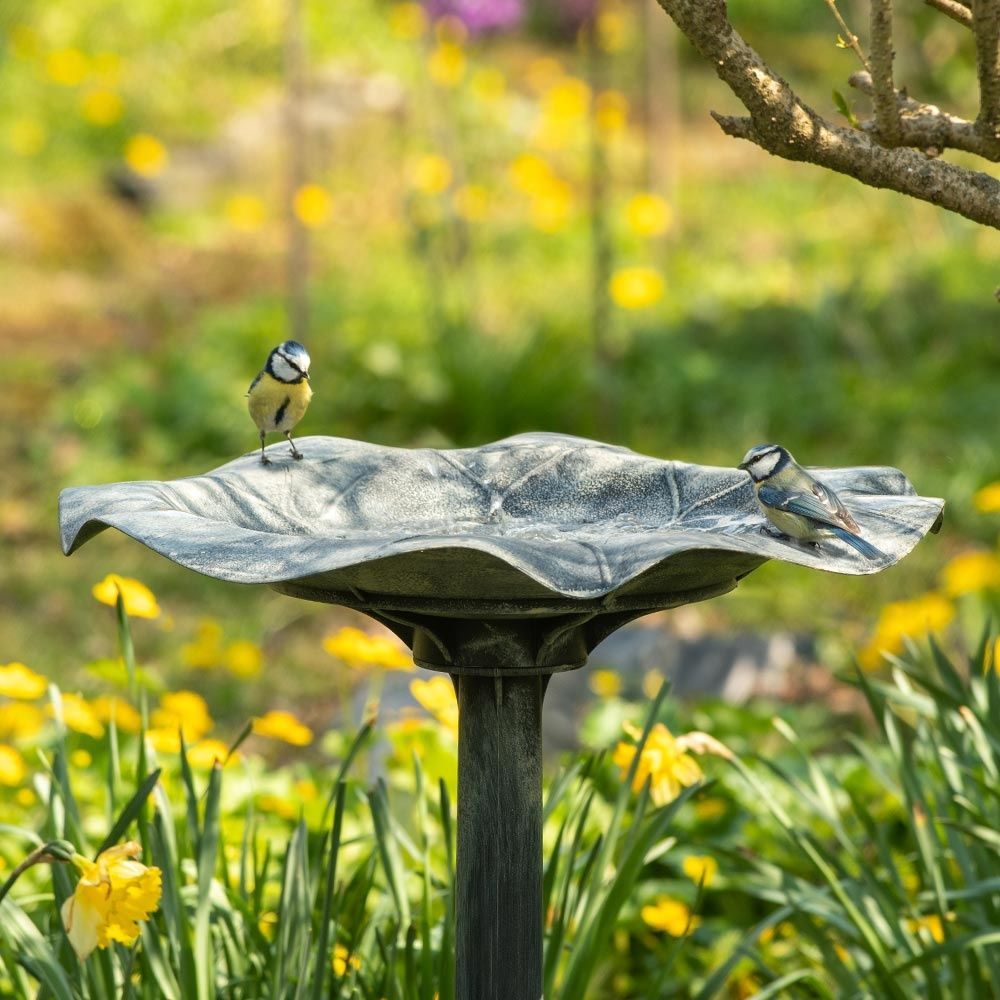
[291,447,304,460]
[260,455,271,465]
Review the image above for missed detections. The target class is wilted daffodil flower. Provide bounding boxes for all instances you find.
[61,841,162,960]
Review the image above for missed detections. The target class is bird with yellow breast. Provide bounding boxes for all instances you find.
[247,341,312,464]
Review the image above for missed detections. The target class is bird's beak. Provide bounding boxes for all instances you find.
[303,371,310,380]
[737,461,749,471]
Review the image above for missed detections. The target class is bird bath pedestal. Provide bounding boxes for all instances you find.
[59,433,944,1000]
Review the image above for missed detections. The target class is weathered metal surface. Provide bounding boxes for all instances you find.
[59,433,944,611]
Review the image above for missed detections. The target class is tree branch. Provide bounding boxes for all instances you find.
[654,0,1000,229]
[924,0,973,27]
[869,0,903,144]
[849,71,1000,159]
[971,0,1000,137]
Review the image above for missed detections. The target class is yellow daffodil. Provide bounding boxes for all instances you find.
[389,2,427,40]
[470,67,506,104]
[597,6,630,52]
[694,797,727,822]
[642,670,664,699]
[0,662,47,699]
[682,854,718,887]
[858,591,954,670]
[91,574,161,619]
[51,693,105,739]
[70,749,93,769]
[588,669,622,698]
[594,90,629,134]
[609,267,665,310]
[91,695,141,733]
[187,738,234,769]
[625,193,673,237]
[332,943,362,976]
[0,744,26,786]
[941,550,1000,596]
[80,89,123,126]
[408,154,453,195]
[151,690,213,741]
[428,42,465,87]
[640,897,699,935]
[323,626,414,671]
[0,702,45,739]
[46,48,88,86]
[124,134,168,178]
[61,842,162,960]
[253,709,313,746]
[611,722,703,806]
[293,184,333,227]
[225,640,263,678]
[973,481,1000,513]
[257,794,297,820]
[906,914,946,943]
[410,676,459,737]
[225,194,266,232]
[182,619,224,669]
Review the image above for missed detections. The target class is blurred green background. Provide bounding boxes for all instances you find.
[1,0,997,719]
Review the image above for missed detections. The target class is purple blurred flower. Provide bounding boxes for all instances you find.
[422,0,524,35]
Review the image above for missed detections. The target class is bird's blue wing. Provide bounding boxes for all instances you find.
[757,485,847,529]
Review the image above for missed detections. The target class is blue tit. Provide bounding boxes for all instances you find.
[738,444,883,560]
[247,341,313,464]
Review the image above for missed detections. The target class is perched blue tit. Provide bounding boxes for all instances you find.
[247,341,313,464]
[738,444,883,560]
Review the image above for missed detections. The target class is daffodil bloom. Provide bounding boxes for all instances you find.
[332,943,361,976]
[410,676,459,737]
[681,854,718,887]
[151,690,213,740]
[588,669,622,698]
[0,662,47,699]
[253,709,313,746]
[973,481,1000,513]
[293,184,333,228]
[609,266,665,310]
[61,842,162,960]
[124,134,168,178]
[941,550,1000,596]
[323,626,414,671]
[0,744,26,785]
[91,574,161,619]
[640,897,699,935]
[612,721,704,806]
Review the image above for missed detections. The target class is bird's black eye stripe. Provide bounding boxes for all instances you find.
[277,352,304,376]
[748,448,781,467]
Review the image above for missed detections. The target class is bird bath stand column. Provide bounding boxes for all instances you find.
[58,433,945,1000]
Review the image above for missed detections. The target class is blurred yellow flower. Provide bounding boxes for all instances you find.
[91,52,122,85]
[0,702,45,739]
[625,193,673,238]
[453,184,490,221]
[225,640,263,678]
[973,481,1000,513]
[53,693,105,739]
[152,690,213,740]
[70,749,93,768]
[332,943,361,976]
[609,267,665,309]
[529,178,573,232]
[61,842,162,960]
[88,695,140,733]
[323,626,414,671]
[640,897,699,935]
[859,591,954,670]
[0,744,26,786]
[146,727,181,754]
[595,90,628,134]
[641,669,664,699]
[410,676,459,737]
[509,154,552,193]
[941,550,1000,597]
[682,854,718,887]
[389,2,427,39]
[694,797,727,821]
[92,574,161,619]
[257,794,297,819]
[589,669,622,698]
[182,619,224,669]
[46,47,88,86]
[253,709,313,746]
[293,183,333,227]
[16,787,35,807]
[124,134,168,178]
[525,56,564,94]
[612,721,703,806]
[543,77,589,121]
[408,154,453,195]
[0,662,47,699]
[187,739,234,769]
[225,194,266,232]
[81,88,123,126]
[6,118,46,156]
[597,7,630,52]
[428,42,466,87]
[906,914,945,943]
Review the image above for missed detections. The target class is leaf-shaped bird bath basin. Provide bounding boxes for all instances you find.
[59,433,943,999]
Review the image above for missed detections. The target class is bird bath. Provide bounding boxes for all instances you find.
[59,432,944,999]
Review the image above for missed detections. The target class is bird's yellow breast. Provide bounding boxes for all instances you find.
[248,373,313,433]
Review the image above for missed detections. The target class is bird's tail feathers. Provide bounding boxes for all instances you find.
[831,526,884,561]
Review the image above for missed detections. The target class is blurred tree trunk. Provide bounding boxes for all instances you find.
[284,0,309,343]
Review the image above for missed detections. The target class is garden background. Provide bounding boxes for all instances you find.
[1,0,999,996]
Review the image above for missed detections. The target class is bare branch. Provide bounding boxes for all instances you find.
[971,0,1000,137]
[822,0,871,72]
[654,0,1000,229]
[869,0,903,144]
[924,0,973,27]
[850,70,1000,159]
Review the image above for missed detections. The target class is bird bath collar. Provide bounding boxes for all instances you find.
[58,432,943,999]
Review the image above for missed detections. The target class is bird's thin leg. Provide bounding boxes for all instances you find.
[259,431,270,465]
[285,431,303,460]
